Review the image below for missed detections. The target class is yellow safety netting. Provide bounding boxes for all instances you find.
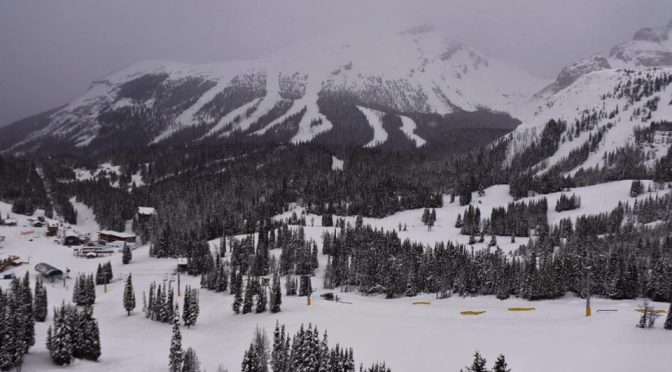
[635,309,667,314]
[508,307,536,312]
[460,311,486,316]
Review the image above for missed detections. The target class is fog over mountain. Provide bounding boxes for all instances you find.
[1,0,672,127]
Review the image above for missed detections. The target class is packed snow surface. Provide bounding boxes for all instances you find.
[399,115,426,147]
[357,106,388,148]
[508,68,672,172]
[332,156,344,171]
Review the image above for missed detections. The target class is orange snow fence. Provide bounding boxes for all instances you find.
[635,309,667,314]
[20,230,35,236]
[412,301,431,305]
[508,307,536,312]
[460,311,486,316]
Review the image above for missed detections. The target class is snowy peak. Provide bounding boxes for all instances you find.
[537,55,612,97]
[609,19,672,68]
[633,25,670,43]
[537,19,672,99]
[503,19,672,174]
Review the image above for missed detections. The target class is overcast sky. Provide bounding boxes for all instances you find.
[1,0,671,127]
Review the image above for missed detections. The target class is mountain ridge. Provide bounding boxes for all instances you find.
[0,27,544,155]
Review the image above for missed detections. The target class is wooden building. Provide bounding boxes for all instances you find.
[98,230,137,243]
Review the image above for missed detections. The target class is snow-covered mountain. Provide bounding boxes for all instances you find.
[507,19,672,175]
[537,19,672,98]
[0,26,546,154]
[610,19,672,69]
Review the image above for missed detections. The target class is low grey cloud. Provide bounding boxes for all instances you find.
[1,0,671,126]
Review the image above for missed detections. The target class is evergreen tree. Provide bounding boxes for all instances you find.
[664,301,672,330]
[182,347,201,372]
[630,180,643,197]
[322,214,334,227]
[169,305,183,372]
[492,355,510,372]
[124,274,136,316]
[455,214,463,228]
[46,326,53,353]
[478,183,485,196]
[21,272,35,349]
[86,274,96,306]
[95,263,104,285]
[361,362,391,372]
[271,322,288,372]
[122,243,133,264]
[49,307,73,366]
[299,276,312,297]
[270,272,282,313]
[82,306,101,361]
[34,276,48,322]
[183,287,199,328]
[233,272,243,314]
[284,275,297,296]
[464,351,488,372]
[255,284,268,314]
[252,327,270,372]
[73,275,82,305]
[241,343,262,372]
[243,278,254,314]
[421,208,429,226]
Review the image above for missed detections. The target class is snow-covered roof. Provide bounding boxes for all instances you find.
[34,263,63,277]
[137,207,156,216]
[177,258,189,265]
[63,229,80,238]
[98,230,136,239]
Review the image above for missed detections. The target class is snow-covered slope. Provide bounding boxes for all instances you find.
[399,115,426,147]
[508,68,672,173]
[357,106,388,148]
[0,26,546,154]
[507,19,672,174]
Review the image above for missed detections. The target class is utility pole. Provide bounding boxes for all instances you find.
[585,266,592,317]
[177,273,181,297]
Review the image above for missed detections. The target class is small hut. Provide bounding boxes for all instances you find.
[137,207,156,223]
[46,220,59,236]
[176,258,189,273]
